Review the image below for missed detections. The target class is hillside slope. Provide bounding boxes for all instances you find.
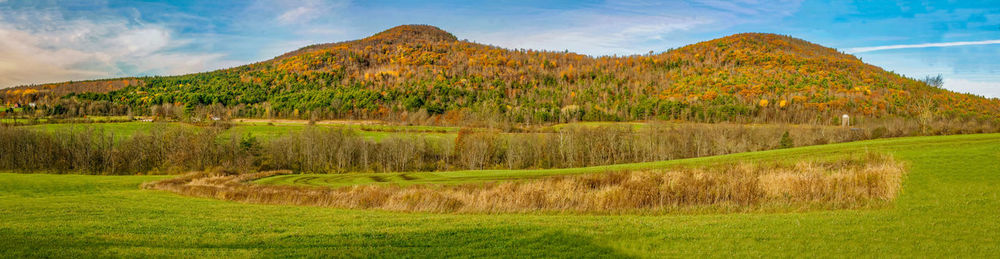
[3,25,998,124]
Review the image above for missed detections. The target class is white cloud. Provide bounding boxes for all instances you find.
[0,9,238,88]
[277,6,315,24]
[263,0,348,25]
[846,39,1000,53]
[694,0,802,16]
[944,78,1000,98]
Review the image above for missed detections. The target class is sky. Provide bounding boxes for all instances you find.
[1,0,998,97]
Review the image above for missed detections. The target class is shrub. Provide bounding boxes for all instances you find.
[779,131,794,148]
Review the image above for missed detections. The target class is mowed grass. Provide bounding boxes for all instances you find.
[12,120,835,143]
[23,122,193,139]
[1,118,50,124]
[2,134,999,257]
[221,122,457,141]
[2,116,133,125]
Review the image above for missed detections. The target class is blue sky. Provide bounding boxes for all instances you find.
[1,0,998,97]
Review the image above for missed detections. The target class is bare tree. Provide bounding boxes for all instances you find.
[922,74,944,88]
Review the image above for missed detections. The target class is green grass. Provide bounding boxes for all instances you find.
[18,121,456,142]
[220,123,307,141]
[1,117,48,124]
[23,122,192,139]
[2,116,132,125]
[355,130,456,141]
[80,115,133,122]
[221,123,457,141]
[357,124,461,133]
[2,134,999,257]
[547,121,647,131]
[12,120,818,143]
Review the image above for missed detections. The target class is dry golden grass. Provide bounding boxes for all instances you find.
[143,153,905,214]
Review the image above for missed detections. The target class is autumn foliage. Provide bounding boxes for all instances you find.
[4,25,999,125]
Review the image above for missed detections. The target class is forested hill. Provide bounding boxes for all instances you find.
[4,25,999,124]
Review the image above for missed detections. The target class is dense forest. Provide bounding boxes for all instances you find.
[3,25,999,125]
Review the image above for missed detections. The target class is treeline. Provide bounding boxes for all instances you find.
[0,126,254,174]
[269,118,993,173]
[5,118,990,175]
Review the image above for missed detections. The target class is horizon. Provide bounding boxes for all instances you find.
[1,0,998,97]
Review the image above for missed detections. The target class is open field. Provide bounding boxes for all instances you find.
[1,133,998,257]
[2,116,134,125]
[23,121,193,138]
[19,121,459,142]
[13,119,856,146]
[0,117,48,124]
[221,122,458,141]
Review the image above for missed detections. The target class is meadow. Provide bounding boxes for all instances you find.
[21,121,457,141]
[1,133,998,257]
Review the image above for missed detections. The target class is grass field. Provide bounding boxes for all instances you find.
[0,117,48,124]
[2,116,133,125]
[20,121,457,142]
[221,122,457,141]
[24,121,192,138]
[1,133,998,257]
[13,119,841,145]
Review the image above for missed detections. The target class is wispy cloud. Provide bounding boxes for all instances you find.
[846,39,1000,53]
[0,5,239,88]
[246,0,349,25]
[274,0,345,25]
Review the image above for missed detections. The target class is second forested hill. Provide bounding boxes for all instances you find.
[9,25,999,123]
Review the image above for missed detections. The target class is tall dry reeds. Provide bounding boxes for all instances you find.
[144,153,905,214]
